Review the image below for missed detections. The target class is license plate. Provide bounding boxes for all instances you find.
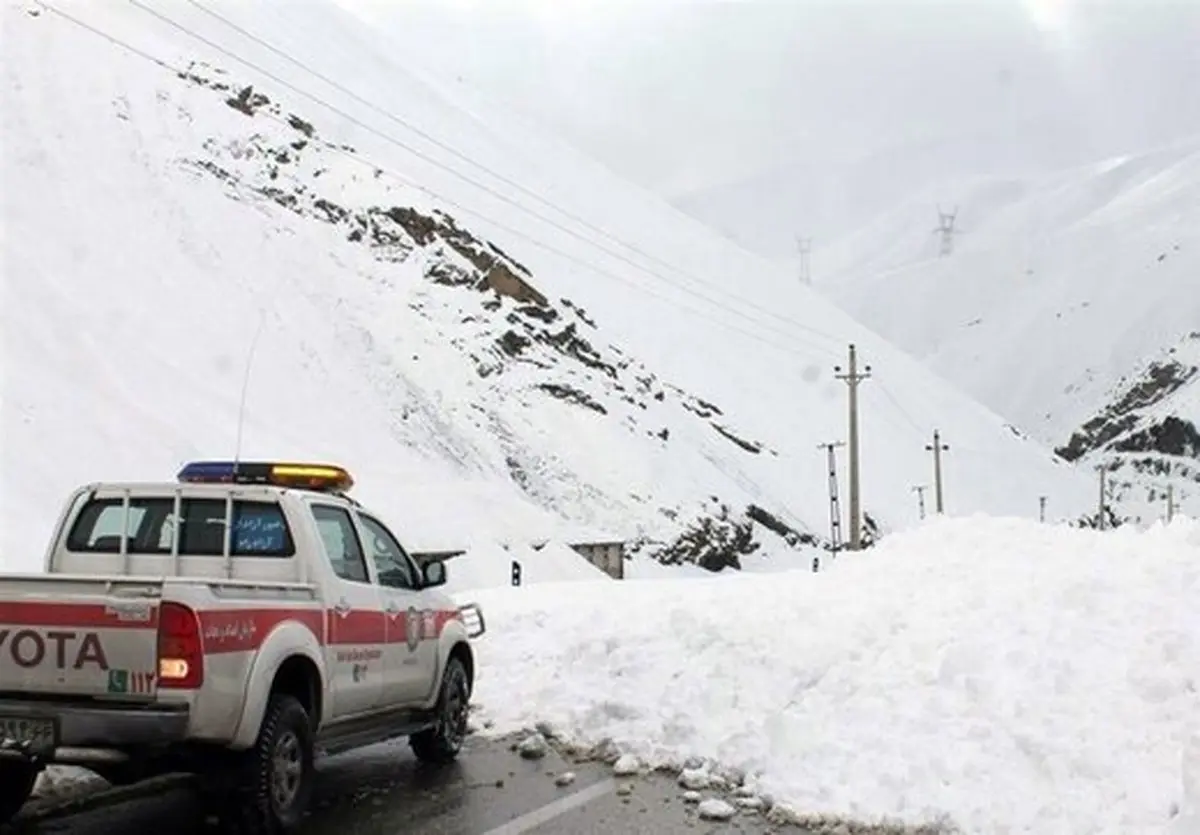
[0,716,58,753]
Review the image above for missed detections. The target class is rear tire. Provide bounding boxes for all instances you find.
[221,693,315,835]
[0,760,39,826]
[410,657,471,765]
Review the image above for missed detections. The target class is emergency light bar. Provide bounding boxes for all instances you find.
[177,461,355,493]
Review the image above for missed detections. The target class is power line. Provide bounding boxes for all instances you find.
[126,0,848,355]
[36,0,846,365]
[874,378,925,435]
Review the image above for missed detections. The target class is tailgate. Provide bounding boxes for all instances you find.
[0,574,163,702]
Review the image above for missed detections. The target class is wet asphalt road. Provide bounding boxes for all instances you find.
[6,736,800,835]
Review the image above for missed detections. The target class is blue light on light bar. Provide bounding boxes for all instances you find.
[176,461,354,493]
[177,461,245,483]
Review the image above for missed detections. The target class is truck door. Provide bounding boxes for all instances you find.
[309,504,386,718]
[355,513,438,707]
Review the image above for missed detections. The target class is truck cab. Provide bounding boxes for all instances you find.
[0,460,485,833]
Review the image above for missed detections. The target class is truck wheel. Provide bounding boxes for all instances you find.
[0,761,38,825]
[227,693,315,835]
[410,656,470,764]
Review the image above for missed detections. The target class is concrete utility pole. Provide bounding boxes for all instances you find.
[797,236,813,285]
[1097,467,1108,530]
[835,345,871,549]
[912,485,927,520]
[1039,495,1047,523]
[925,429,949,514]
[818,441,846,554]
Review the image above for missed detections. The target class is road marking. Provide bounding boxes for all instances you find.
[476,778,616,835]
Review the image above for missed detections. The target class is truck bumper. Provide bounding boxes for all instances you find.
[0,699,190,766]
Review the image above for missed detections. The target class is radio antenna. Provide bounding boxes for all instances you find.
[233,310,268,471]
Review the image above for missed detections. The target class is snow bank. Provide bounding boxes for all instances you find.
[468,515,1200,834]
[443,540,610,595]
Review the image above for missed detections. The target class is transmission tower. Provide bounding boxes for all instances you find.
[912,484,928,520]
[818,441,846,554]
[934,205,958,257]
[797,235,812,284]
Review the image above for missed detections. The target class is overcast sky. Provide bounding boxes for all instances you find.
[335,0,1200,197]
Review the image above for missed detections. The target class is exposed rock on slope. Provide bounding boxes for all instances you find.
[1058,332,1200,522]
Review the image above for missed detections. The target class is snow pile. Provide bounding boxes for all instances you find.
[468,515,1200,834]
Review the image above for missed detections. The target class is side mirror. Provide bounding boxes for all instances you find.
[422,560,447,588]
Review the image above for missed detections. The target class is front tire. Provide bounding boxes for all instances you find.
[224,693,315,835]
[0,760,39,825]
[410,657,470,764]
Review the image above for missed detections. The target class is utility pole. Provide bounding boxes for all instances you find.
[835,345,871,549]
[1097,467,1107,530]
[925,429,949,514]
[797,236,813,285]
[912,485,927,520]
[1039,495,1047,523]
[818,441,846,554]
[934,205,958,257]
[1167,484,1176,523]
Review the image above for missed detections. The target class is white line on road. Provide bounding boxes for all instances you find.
[476,778,616,835]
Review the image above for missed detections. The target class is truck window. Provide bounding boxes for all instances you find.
[310,504,371,584]
[65,497,295,556]
[357,514,417,590]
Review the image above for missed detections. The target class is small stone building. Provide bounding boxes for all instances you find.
[568,541,625,580]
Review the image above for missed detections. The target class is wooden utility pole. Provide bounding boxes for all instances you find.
[817,441,846,554]
[1097,467,1108,530]
[912,485,927,520]
[835,345,871,549]
[1039,495,1047,523]
[925,429,949,514]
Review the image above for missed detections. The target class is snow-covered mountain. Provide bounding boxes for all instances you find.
[805,138,1200,520]
[1,0,1093,574]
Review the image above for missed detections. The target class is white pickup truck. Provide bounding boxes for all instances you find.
[0,460,486,833]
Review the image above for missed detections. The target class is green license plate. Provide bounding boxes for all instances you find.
[0,716,58,753]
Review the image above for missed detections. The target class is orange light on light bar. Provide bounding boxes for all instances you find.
[270,463,355,492]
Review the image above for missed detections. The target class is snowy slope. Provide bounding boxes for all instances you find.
[2,0,1093,574]
[471,515,1200,835]
[815,138,1200,444]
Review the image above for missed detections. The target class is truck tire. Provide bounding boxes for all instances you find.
[0,760,38,825]
[410,656,470,764]
[226,693,315,835]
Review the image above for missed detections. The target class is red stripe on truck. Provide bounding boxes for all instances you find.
[4,604,463,656]
[383,607,461,645]
[197,608,398,653]
[197,608,325,654]
[326,609,386,646]
[0,601,159,629]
